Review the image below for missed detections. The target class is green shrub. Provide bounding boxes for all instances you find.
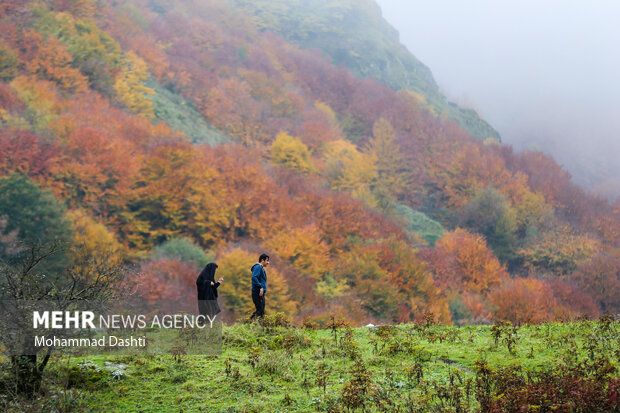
[261,312,291,328]
[255,350,294,377]
[67,361,109,388]
[150,237,212,266]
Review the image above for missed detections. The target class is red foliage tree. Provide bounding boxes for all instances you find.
[131,258,199,314]
[297,106,342,152]
[545,277,600,320]
[488,277,557,324]
[570,254,620,315]
[0,82,24,111]
[0,128,59,178]
[50,125,142,213]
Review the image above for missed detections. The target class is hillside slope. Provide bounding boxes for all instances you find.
[0,0,618,326]
[229,0,501,141]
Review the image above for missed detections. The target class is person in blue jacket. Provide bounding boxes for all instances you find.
[250,254,269,320]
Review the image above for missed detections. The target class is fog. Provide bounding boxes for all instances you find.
[377,0,620,201]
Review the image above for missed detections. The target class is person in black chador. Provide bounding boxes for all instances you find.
[196,262,223,322]
[250,254,269,320]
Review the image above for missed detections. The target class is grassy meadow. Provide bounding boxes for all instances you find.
[2,314,618,412]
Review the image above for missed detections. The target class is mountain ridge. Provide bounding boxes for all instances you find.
[228,0,501,141]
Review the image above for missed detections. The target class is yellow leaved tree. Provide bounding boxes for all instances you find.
[270,132,314,173]
[10,76,64,131]
[367,118,412,202]
[517,226,601,276]
[515,190,555,238]
[314,101,337,125]
[114,51,155,119]
[322,139,377,205]
[68,209,124,282]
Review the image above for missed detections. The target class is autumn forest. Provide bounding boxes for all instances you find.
[1,0,619,327]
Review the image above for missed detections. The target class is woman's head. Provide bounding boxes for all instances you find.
[199,262,218,281]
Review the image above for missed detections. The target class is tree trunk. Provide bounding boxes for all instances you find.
[10,355,43,397]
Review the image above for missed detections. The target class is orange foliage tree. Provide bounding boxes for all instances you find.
[50,125,142,213]
[123,141,211,248]
[431,228,509,295]
[488,277,557,324]
[266,225,330,281]
[375,238,451,323]
[21,29,88,92]
[239,69,303,118]
[202,77,267,145]
[9,75,65,131]
[595,211,620,248]
[443,142,528,209]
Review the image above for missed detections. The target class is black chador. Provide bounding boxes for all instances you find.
[196,262,221,318]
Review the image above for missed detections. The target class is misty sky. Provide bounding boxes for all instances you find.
[377,0,620,201]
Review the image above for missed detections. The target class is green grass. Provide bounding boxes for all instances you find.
[2,319,618,412]
[148,79,229,146]
[394,204,446,246]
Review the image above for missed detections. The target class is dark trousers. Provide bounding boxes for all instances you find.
[250,289,265,319]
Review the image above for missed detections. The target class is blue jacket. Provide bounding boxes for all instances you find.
[251,263,267,292]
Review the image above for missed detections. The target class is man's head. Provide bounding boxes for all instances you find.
[259,253,270,267]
